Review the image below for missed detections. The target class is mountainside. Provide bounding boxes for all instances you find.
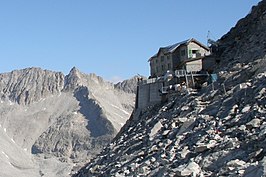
[0,67,135,177]
[74,1,266,176]
[217,0,266,69]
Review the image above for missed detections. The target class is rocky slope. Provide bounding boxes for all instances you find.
[0,67,135,177]
[217,0,266,70]
[74,1,266,176]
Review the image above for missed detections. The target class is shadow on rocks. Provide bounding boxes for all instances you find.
[74,86,114,137]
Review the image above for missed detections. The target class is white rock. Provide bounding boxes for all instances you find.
[239,125,246,131]
[151,145,158,152]
[171,122,178,128]
[181,106,190,111]
[242,105,251,113]
[227,159,246,168]
[176,161,201,177]
[195,140,216,153]
[179,117,188,123]
[151,157,156,163]
[246,118,261,128]
[162,130,170,136]
[179,146,190,159]
[149,121,163,139]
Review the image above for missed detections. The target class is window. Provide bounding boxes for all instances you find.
[181,50,186,56]
[155,59,158,63]
[168,63,171,70]
[191,49,199,58]
[161,56,164,62]
[161,65,164,71]
[167,55,170,60]
[192,50,198,54]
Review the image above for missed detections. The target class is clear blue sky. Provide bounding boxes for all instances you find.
[0,0,261,82]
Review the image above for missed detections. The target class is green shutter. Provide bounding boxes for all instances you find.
[188,49,192,58]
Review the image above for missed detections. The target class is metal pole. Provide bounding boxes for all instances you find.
[191,71,195,88]
[185,71,189,88]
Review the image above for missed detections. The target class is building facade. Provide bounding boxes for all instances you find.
[149,38,210,77]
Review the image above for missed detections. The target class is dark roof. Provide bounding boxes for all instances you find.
[149,38,209,62]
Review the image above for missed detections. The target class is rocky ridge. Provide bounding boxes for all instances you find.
[0,67,136,177]
[74,1,266,176]
[217,0,266,69]
[115,76,146,94]
[0,67,65,105]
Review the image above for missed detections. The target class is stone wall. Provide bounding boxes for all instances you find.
[137,81,162,109]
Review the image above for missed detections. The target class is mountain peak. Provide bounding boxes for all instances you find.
[64,67,83,91]
[0,67,65,105]
[69,66,79,73]
[69,66,82,77]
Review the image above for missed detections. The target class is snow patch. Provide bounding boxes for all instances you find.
[111,104,130,115]
[113,113,124,119]
[8,162,14,168]
[11,138,15,143]
[2,151,9,159]
[40,98,46,102]
[121,109,130,115]
[110,104,120,109]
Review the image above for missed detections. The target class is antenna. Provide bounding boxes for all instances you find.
[207,30,218,47]
[207,30,210,46]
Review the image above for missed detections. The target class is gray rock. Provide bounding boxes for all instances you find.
[246,118,261,129]
[175,161,201,177]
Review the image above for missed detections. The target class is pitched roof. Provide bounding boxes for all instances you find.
[148,38,209,62]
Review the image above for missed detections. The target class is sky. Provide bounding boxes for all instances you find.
[0,0,261,83]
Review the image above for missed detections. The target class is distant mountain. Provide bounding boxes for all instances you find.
[115,75,146,94]
[0,67,136,177]
[74,1,266,176]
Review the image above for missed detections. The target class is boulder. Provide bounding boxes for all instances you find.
[175,161,201,177]
[246,118,261,129]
